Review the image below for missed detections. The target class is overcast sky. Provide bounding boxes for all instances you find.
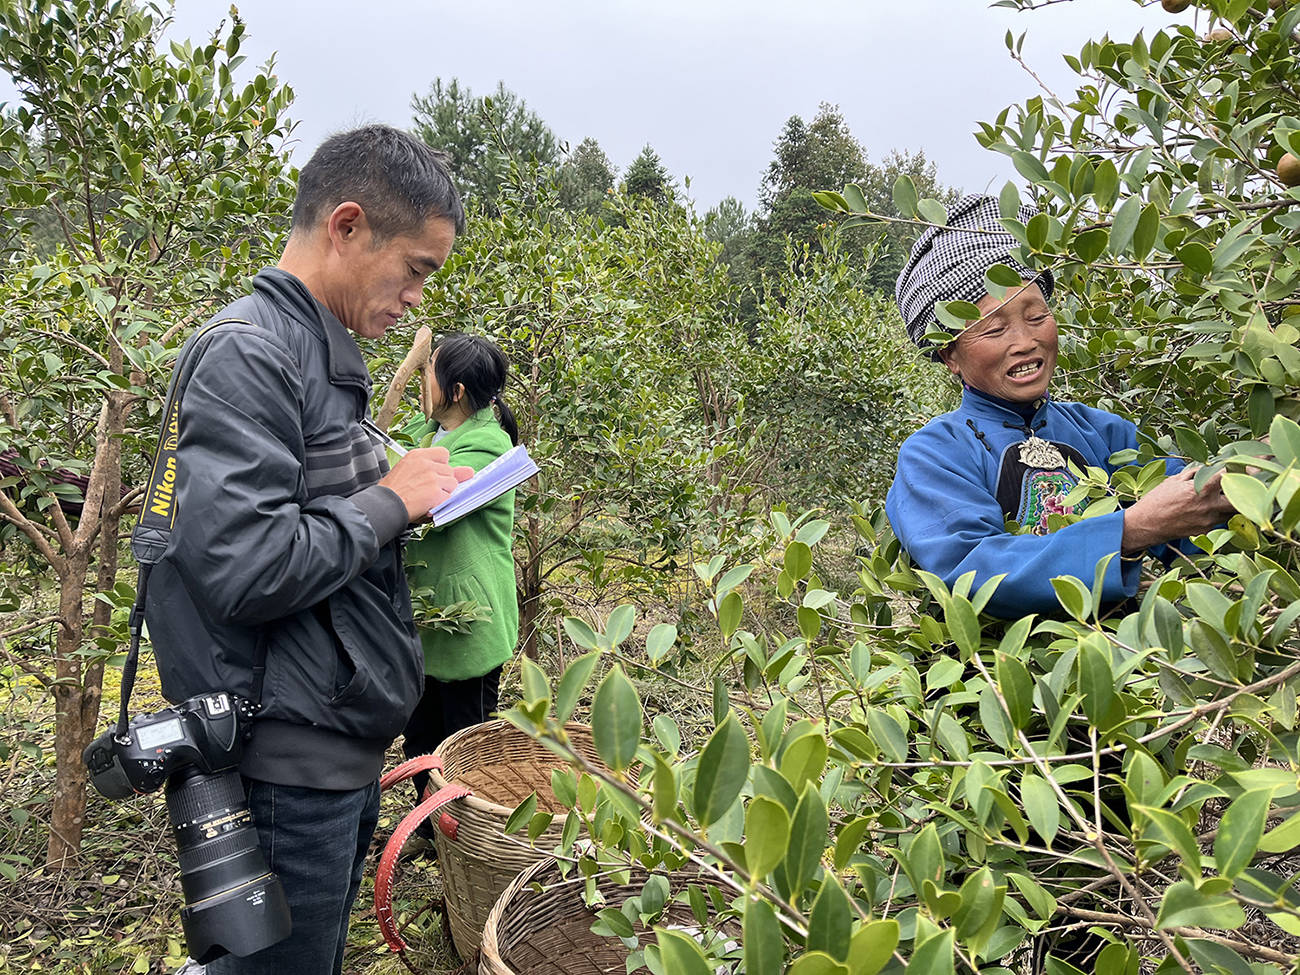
[6,0,1210,212]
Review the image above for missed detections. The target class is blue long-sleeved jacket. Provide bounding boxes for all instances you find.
[885,389,1182,618]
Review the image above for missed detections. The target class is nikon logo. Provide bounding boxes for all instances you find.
[162,404,179,452]
[148,455,177,518]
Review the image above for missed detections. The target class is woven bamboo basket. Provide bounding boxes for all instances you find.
[429,720,608,959]
[479,857,737,975]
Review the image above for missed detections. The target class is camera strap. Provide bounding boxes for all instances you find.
[118,318,257,738]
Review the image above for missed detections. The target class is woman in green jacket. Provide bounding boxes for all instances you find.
[400,334,519,814]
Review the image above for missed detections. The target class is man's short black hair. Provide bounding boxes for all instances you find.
[291,124,466,241]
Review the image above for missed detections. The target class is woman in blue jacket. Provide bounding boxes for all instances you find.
[885,195,1234,618]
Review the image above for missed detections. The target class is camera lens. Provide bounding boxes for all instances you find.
[166,768,291,963]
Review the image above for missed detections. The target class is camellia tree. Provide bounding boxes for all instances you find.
[402,187,762,659]
[499,1,1300,973]
[0,0,294,865]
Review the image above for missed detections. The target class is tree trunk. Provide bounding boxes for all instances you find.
[45,389,126,867]
[517,511,543,660]
[47,550,90,868]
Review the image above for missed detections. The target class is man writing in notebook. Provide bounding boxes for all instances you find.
[146,125,472,975]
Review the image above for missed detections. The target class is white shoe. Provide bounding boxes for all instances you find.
[174,959,206,975]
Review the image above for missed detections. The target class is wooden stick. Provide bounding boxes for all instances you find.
[420,356,435,420]
[376,326,432,429]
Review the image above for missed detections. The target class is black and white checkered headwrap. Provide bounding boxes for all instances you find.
[895,193,1053,355]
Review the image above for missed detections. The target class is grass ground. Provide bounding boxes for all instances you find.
[2,677,466,975]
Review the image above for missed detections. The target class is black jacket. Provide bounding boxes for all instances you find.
[147,268,420,789]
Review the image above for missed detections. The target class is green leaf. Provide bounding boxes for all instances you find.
[866,708,908,762]
[893,174,919,218]
[590,665,641,772]
[908,928,955,975]
[1137,805,1202,873]
[712,675,728,727]
[715,590,743,641]
[1221,473,1273,525]
[848,919,899,975]
[942,299,983,323]
[1176,241,1213,275]
[1078,639,1118,727]
[717,563,755,596]
[504,791,537,835]
[944,596,981,655]
[953,867,1004,951]
[551,768,577,808]
[744,897,784,975]
[655,929,713,975]
[555,652,598,723]
[774,783,829,899]
[645,622,677,663]
[902,823,944,894]
[606,604,635,647]
[812,189,850,212]
[1108,195,1142,255]
[1259,809,1300,853]
[520,656,550,708]
[1155,880,1247,930]
[652,753,677,822]
[788,952,849,975]
[1074,227,1109,263]
[1009,872,1057,921]
[780,729,829,791]
[1012,150,1050,183]
[917,198,948,226]
[1132,203,1159,260]
[998,181,1022,217]
[691,712,750,828]
[995,652,1034,728]
[926,655,965,691]
[563,617,599,650]
[744,795,792,877]
[803,588,837,610]
[1270,414,1300,468]
[527,811,554,841]
[1093,159,1119,210]
[833,816,872,871]
[1214,788,1273,878]
[785,540,812,580]
[1021,773,1060,847]
[985,262,1023,294]
[842,183,868,213]
[1051,575,1090,621]
[798,605,822,642]
[596,905,635,938]
[808,874,854,962]
[1249,385,1275,439]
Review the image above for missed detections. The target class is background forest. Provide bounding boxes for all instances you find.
[2,0,1300,973]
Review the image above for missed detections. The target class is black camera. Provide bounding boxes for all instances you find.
[83,692,291,963]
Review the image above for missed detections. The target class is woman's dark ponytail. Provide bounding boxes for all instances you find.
[432,334,519,446]
[493,393,519,446]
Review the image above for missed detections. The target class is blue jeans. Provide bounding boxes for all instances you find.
[205,778,380,975]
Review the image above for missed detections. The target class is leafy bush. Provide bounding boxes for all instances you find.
[501,2,1300,973]
[0,0,294,863]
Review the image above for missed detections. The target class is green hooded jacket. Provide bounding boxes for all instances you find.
[403,407,518,680]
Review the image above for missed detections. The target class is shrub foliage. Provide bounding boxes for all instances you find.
[504,2,1300,974]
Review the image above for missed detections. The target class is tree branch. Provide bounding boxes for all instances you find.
[0,491,64,573]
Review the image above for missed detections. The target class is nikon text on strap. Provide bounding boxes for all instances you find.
[117,318,257,738]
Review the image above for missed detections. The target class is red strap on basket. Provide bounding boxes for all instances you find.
[379,752,444,791]
[437,810,459,840]
[374,754,472,954]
